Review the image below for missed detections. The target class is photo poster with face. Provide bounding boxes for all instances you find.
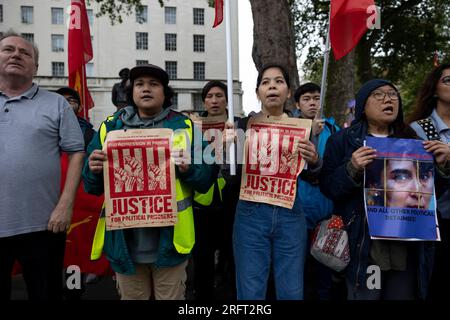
[364,137,440,241]
[102,129,178,231]
[239,114,312,209]
[190,114,227,164]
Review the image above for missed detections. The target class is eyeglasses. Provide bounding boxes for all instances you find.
[441,76,450,86]
[66,97,79,105]
[371,91,399,101]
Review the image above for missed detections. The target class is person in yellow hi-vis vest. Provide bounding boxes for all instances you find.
[82,64,217,300]
[191,81,240,300]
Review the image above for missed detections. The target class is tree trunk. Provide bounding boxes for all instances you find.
[356,36,373,84]
[324,49,355,126]
[249,0,299,109]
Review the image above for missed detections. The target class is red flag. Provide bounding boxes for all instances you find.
[330,0,375,60]
[68,0,94,118]
[213,0,224,28]
[61,153,111,275]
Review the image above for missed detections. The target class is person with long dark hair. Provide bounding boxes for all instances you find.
[409,63,450,300]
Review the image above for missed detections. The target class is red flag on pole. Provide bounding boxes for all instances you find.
[330,0,375,60]
[68,0,94,120]
[213,0,224,28]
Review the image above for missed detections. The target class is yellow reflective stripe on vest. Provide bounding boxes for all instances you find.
[91,117,196,258]
[193,177,226,206]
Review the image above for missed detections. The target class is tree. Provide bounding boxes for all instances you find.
[248,0,299,109]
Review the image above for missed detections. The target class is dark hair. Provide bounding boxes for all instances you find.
[256,63,290,90]
[126,80,174,109]
[293,82,321,102]
[408,63,450,123]
[201,80,227,102]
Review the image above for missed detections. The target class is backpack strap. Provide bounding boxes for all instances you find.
[416,118,441,141]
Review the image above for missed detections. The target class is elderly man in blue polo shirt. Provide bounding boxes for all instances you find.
[0,32,85,300]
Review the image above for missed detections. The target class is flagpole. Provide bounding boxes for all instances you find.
[319,10,331,119]
[224,0,236,175]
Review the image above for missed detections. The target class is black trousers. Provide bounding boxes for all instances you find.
[0,231,66,300]
[427,217,450,300]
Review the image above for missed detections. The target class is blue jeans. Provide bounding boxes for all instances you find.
[233,200,307,300]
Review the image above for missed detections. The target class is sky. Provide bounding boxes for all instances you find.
[237,0,260,115]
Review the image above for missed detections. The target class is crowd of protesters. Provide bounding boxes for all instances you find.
[1,32,449,301]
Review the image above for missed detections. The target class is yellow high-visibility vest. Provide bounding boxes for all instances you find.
[91,117,195,260]
[193,177,226,206]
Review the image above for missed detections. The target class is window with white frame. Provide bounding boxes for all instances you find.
[136,5,148,24]
[52,62,65,77]
[165,34,177,51]
[193,93,204,111]
[171,93,178,109]
[136,60,149,66]
[193,62,205,80]
[21,6,33,24]
[193,35,205,52]
[51,8,64,25]
[136,32,148,50]
[193,8,204,25]
[165,7,176,24]
[86,63,94,77]
[21,33,34,43]
[51,34,64,52]
[165,61,177,80]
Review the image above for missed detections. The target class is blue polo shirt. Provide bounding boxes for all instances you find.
[0,84,84,237]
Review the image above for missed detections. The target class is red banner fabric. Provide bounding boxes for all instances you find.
[61,153,111,275]
[213,0,224,28]
[68,0,94,113]
[330,0,375,60]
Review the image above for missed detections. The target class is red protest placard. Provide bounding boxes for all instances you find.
[239,115,312,209]
[102,129,177,230]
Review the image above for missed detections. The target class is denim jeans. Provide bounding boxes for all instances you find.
[233,200,307,300]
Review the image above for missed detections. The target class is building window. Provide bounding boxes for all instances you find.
[51,34,64,52]
[86,63,94,77]
[165,34,177,51]
[172,93,178,109]
[136,60,148,66]
[193,8,204,25]
[193,93,204,111]
[52,62,65,77]
[193,35,205,52]
[136,32,148,50]
[87,9,94,26]
[136,5,148,24]
[21,6,34,24]
[0,5,3,23]
[51,8,64,25]
[165,61,177,80]
[165,7,176,24]
[21,33,34,43]
[193,62,205,80]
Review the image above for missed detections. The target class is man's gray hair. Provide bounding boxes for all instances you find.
[0,30,40,66]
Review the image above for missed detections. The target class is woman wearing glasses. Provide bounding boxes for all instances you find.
[409,64,450,300]
[319,79,449,300]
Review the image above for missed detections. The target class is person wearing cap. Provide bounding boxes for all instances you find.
[111,67,130,111]
[319,79,449,300]
[56,87,95,148]
[83,64,217,300]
